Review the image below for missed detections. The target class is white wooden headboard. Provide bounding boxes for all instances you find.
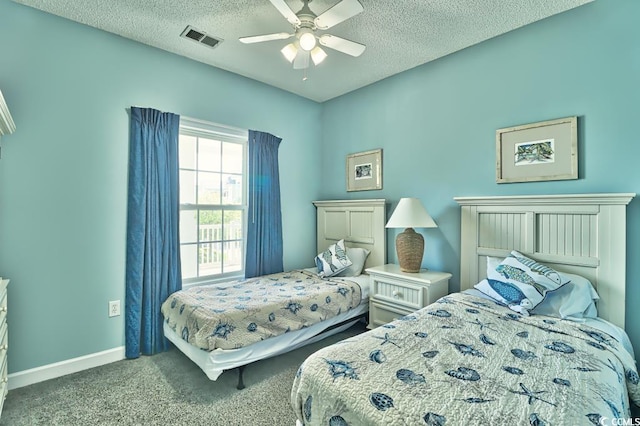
[313,199,387,271]
[454,193,635,329]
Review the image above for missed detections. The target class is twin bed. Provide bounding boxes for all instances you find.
[161,199,386,387]
[160,193,640,424]
[290,193,640,424]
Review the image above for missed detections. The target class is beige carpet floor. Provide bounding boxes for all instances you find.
[0,321,367,426]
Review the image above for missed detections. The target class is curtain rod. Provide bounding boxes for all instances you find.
[180,115,247,135]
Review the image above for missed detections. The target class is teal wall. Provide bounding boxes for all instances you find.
[1,0,640,376]
[320,0,640,352]
[0,1,322,373]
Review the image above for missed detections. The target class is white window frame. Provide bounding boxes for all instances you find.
[179,116,248,287]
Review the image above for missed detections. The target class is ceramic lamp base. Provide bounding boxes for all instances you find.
[395,227,424,273]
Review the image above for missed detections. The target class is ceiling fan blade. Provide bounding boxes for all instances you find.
[239,32,293,44]
[314,0,363,30]
[293,50,310,69]
[318,34,365,57]
[269,0,301,25]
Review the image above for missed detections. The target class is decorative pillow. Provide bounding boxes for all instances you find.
[336,247,370,277]
[532,272,599,320]
[475,251,570,315]
[315,239,353,277]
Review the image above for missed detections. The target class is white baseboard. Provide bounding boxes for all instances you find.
[8,346,126,390]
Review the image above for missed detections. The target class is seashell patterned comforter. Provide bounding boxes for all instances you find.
[161,269,362,351]
[291,292,640,425]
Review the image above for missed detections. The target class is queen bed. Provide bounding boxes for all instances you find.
[291,193,640,424]
[161,199,386,387]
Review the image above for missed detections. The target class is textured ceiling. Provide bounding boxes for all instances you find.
[13,0,593,102]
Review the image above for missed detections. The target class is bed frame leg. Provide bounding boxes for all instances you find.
[236,365,246,390]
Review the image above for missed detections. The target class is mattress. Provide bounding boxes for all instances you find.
[162,269,367,351]
[291,292,640,425]
[162,271,371,380]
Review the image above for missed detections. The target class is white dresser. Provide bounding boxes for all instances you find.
[0,278,8,416]
[366,264,451,329]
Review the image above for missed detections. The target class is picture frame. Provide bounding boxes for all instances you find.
[496,116,578,184]
[346,149,382,191]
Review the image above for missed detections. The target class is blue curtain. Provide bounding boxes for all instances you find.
[125,107,182,359]
[245,130,283,278]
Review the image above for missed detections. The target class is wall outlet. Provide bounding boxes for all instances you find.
[108,300,121,317]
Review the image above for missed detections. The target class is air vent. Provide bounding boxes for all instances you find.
[180,26,222,49]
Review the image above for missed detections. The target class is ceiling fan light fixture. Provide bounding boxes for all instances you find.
[281,43,298,63]
[310,46,327,65]
[240,0,366,72]
[299,31,316,51]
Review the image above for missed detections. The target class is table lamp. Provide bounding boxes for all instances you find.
[385,198,437,272]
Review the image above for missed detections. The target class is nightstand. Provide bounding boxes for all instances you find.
[365,264,451,329]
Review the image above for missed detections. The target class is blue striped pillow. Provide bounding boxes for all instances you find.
[475,251,569,315]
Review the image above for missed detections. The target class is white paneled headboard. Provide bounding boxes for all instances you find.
[454,193,635,329]
[313,199,387,271]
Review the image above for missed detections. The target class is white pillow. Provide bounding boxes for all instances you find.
[475,251,569,315]
[531,272,599,320]
[336,247,370,277]
[314,239,352,277]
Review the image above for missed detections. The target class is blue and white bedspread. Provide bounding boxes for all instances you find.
[161,270,362,351]
[291,292,640,425]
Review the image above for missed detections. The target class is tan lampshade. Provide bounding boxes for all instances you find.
[386,198,437,272]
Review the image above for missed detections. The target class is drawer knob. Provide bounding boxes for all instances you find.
[0,307,6,312]
[392,290,400,298]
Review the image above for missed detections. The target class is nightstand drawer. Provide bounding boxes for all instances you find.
[0,354,6,412]
[372,278,423,310]
[369,300,414,328]
[366,265,451,329]
[0,291,6,328]
[0,278,8,418]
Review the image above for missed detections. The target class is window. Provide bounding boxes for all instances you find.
[178,117,248,284]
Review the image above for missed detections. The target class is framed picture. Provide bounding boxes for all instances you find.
[496,116,578,184]
[346,149,382,191]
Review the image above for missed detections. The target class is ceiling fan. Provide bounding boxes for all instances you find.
[239,0,366,70]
